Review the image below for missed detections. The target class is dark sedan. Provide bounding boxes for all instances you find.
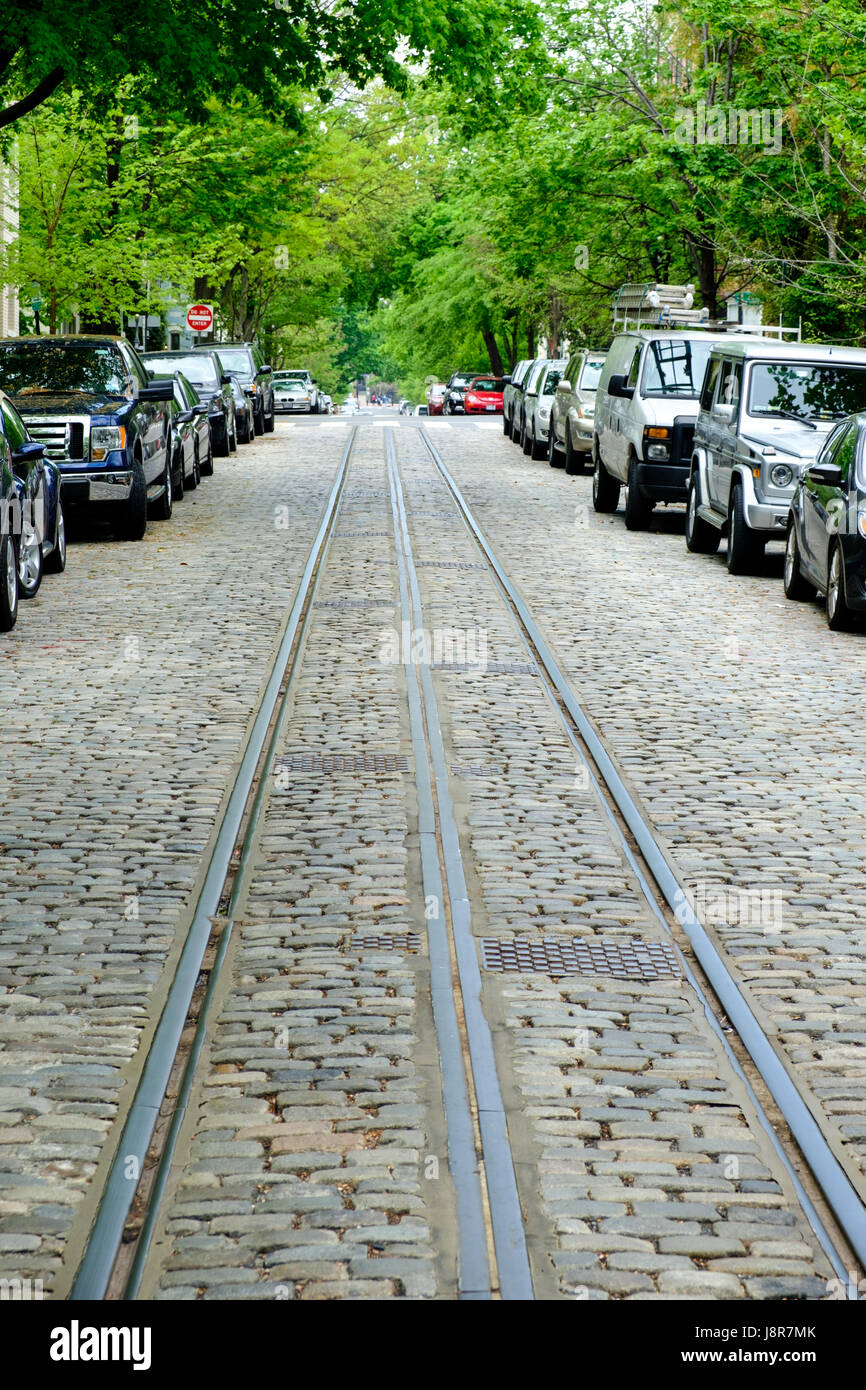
[443,371,477,416]
[168,372,212,494]
[142,350,235,459]
[784,411,866,629]
[228,375,255,444]
[0,389,66,621]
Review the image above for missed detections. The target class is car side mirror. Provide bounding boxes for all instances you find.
[805,462,843,486]
[140,379,175,401]
[175,409,194,424]
[608,374,635,400]
[12,440,46,465]
[258,364,272,375]
[221,374,231,386]
[502,375,512,384]
[559,380,572,393]
[193,403,209,416]
[712,401,736,422]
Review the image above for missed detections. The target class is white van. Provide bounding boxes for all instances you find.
[592,330,753,529]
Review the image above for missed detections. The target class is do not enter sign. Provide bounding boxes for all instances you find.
[186,303,213,333]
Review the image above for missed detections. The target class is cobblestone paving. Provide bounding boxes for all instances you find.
[0,425,340,1295]
[437,424,866,1196]
[0,417,848,1300]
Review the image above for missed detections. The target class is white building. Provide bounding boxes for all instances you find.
[0,160,19,337]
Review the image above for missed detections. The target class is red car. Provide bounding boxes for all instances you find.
[426,383,447,415]
[464,376,505,414]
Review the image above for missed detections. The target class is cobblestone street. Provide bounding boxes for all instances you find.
[1,416,862,1301]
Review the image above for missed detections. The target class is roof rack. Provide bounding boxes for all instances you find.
[612,283,802,341]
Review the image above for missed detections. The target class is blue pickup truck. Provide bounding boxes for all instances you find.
[0,336,175,540]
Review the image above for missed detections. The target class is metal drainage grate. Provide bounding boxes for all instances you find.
[352,932,422,953]
[450,763,505,777]
[480,936,682,981]
[434,661,538,675]
[407,509,458,517]
[315,598,395,608]
[344,489,391,499]
[415,561,488,571]
[334,531,391,538]
[274,753,411,776]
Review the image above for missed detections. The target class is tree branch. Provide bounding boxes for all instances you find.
[0,67,66,131]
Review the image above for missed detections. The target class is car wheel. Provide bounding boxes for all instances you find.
[511,412,522,444]
[624,457,653,531]
[17,510,42,599]
[228,423,237,453]
[115,459,148,540]
[564,428,582,476]
[200,438,214,476]
[826,542,854,630]
[187,444,200,490]
[213,421,229,459]
[175,449,185,501]
[531,428,546,461]
[150,452,173,521]
[263,402,274,432]
[783,523,815,601]
[685,475,719,554]
[503,411,510,436]
[0,532,18,631]
[727,484,764,575]
[548,429,561,468]
[592,455,621,513]
[44,502,67,574]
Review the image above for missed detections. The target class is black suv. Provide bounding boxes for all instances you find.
[0,336,174,540]
[201,343,274,434]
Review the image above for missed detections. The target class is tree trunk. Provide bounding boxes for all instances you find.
[481,325,503,375]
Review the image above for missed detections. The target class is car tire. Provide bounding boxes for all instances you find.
[0,532,18,631]
[564,427,582,476]
[115,459,148,540]
[685,475,720,554]
[727,484,764,575]
[548,429,562,468]
[17,509,43,599]
[624,457,653,531]
[187,445,200,491]
[200,438,214,477]
[264,402,274,432]
[531,429,546,461]
[503,411,511,436]
[150,453,173,521]
[826,542,854,630]
[44,503,67,574]
[511,411,521,444]
[213,420,229,459]
[228,423,237,453]
[783,523,815,601]
[592,454,621,513]
[175,448,185,501]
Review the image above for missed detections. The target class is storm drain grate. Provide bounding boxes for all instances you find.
[407,509,458,518]
[434,661,538,675]
[480,936,682,981]
[450,763,505,777]
[334,531,391,538]
[352,932,422,953]
[274,753,411,776]
[315,598,395,608]
[344,489,391,499]
[415,561,488,571]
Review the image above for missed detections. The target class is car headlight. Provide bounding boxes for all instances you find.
[91,425,126,461]
[538,403,551,420]
[646,444,669,460]
[770,463,794,488]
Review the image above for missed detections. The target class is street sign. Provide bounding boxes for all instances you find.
[186,303,213,333]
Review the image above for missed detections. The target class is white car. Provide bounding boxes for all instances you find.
[414,404,429,415]
[273,370,320,413]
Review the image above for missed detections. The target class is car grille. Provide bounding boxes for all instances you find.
[671,417,695,465]
[23,415,89,464]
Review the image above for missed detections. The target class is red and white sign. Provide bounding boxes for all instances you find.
[186,303,214,333]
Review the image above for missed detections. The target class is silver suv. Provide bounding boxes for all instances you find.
[685,340,866,573]
[549,349,606,474]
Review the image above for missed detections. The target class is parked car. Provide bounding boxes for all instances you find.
[503,359,534,437]
[443,371,476,415]
[522,360,567,458]
[228,374,255,444]
[0,336,175,540]
[172,372,211,485]
[592,329,747,530]
[464,376,505,415]
[0,390,66,624]
[273,372,319,414]
[414,404,429,415]
[142,350,234,464]
[427,384,447,415]
[784,412,866,628]
[512,359,549,450]
[204,342,274,434]
[686,339,866,571]
[274,369,320,413]
[549,350,606,473]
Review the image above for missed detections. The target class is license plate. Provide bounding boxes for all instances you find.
[486,404,495,411]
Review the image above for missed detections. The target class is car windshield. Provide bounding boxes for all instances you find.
[146,354,218,389]
[747,362,866,422]
[0,341,129,395]
[450,375,473,388]
[642,339,714,397]
[277,379,306,388]
[215,349,253,374]
[579,360,604,391]
[470,379,504,392]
